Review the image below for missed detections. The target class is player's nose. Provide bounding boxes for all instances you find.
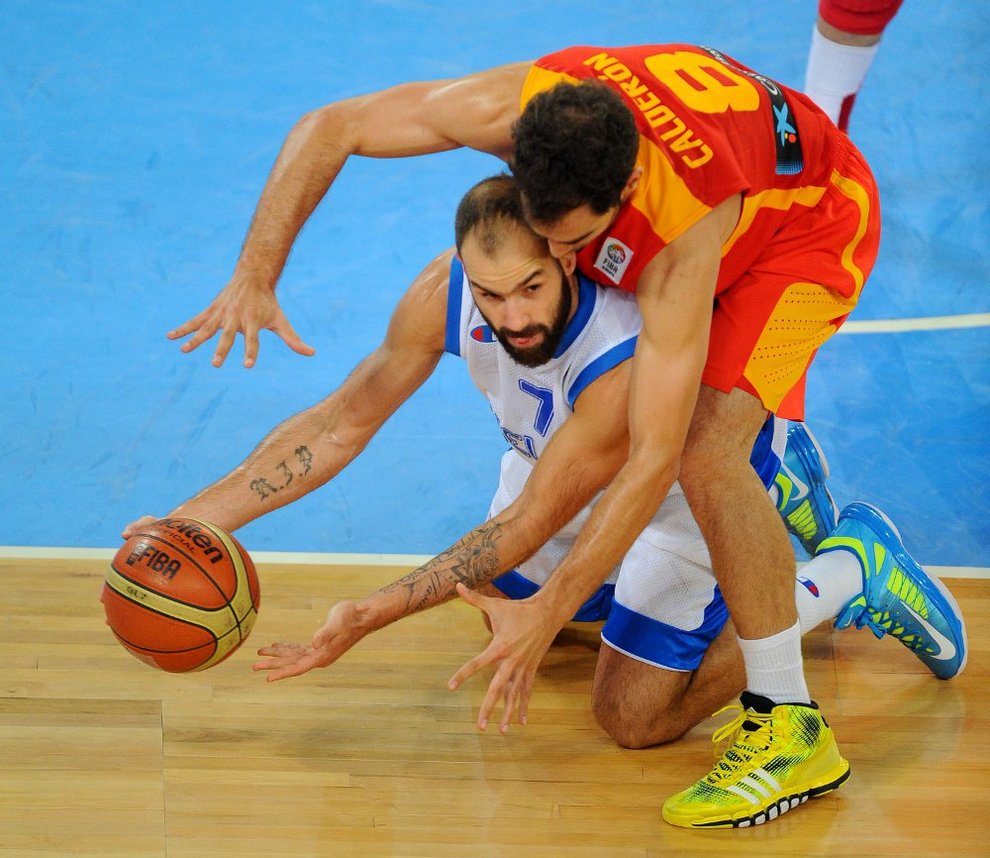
[504,297,532,331]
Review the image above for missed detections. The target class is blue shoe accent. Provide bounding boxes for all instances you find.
[818,502,968,680]
[775,423,839,556]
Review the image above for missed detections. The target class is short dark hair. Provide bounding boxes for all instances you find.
[511,80,639,224]
[454,173,542,256]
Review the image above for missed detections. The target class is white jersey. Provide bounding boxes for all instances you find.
[444,255,640,465]
[443,255,786,672]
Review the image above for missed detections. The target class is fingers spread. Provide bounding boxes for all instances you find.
[447,641,501,691]
[167,313,207,340]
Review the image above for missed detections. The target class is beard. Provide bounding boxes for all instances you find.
[483,270,573,368]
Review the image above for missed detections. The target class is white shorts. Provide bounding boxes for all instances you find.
[491,415,788,672]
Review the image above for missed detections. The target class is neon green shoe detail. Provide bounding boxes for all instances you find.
[819,502,968,679]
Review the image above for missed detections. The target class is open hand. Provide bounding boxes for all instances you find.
[253,599,367,681]
[447,583,561,734]
[168,272,315,368]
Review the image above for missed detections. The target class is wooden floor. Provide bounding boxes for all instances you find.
[0,557,986,857]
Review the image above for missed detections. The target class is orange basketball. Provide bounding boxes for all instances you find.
[101,517,261,672]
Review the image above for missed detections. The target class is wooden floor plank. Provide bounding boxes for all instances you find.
[0,558,985,856]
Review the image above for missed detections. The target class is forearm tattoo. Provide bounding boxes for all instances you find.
[249,445,314,502]
[381,521,504,614]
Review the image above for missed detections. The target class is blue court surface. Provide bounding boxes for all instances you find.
[3,2,988,568]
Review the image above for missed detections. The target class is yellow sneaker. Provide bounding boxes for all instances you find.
[662,693,850,829]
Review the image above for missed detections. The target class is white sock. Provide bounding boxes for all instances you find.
[738,621,810,704]
[795,549,864,634]
[804,26,880,124]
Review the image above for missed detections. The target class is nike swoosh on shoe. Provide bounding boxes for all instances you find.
[904,603,956,661]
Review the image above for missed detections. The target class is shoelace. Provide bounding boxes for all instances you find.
[837,561,934,653]
[710,703,745,750]
[839,603,887,640]
[705,705,773,785]
[854,608,931,653]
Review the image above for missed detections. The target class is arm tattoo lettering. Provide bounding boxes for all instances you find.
[295,445,313,475]
[381,521,504,614]
[249,445,315,502]
[250,477,280,501]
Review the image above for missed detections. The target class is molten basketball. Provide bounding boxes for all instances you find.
[102,517,261,672]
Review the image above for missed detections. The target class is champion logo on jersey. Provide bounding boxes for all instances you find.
[470,325,496,343]
[798,576,820,598]
[594,237,633,285]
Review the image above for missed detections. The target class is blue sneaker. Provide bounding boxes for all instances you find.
[817,502,967,680]
[775,423,839,556]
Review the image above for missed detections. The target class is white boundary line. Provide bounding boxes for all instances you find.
[839,312,990,334]
[0,545,432,567]
[0,545,986,580]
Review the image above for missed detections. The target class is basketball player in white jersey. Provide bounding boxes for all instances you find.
[125,175,964,757]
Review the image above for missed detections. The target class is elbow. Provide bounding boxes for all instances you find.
[295,101,350,147]
[626,443,682,504]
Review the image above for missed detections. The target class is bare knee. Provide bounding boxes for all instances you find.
[591,691,690,749]
[591,643,703,748]
[592,684,691,750]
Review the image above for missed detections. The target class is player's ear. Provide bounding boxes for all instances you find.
[619,167,643,202]
[559,253,577,277]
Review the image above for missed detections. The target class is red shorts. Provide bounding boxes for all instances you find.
[701,137,881,420]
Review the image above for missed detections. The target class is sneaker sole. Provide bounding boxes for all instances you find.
[661,760,852,829]
[842,502,968,677]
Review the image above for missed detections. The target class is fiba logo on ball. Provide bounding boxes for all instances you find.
[101,517,261,672]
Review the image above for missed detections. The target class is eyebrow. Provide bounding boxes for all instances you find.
[469,268,543,296]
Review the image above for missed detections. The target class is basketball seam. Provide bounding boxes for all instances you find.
[192,518,256,638]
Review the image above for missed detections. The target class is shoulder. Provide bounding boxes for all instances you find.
[386,248,457,353]
[399,248,455,309]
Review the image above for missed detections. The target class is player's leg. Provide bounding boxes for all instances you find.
[679,387,806,697]
[593,497,965,755]
[591,616,743,749]
[587,483,856,751]
[592,493,965,756]
[663,142,882,829]
[671,394,853,828]
[589,489,741,747]
[804,0,905,130]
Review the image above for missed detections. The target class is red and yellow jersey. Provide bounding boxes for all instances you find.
[521,45,842,295]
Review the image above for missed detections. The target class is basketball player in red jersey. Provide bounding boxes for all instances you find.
[169,44,882,829]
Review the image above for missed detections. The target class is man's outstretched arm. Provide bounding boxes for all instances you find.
[125,250,454,537]
[253,356,632,681]
[171,63,528,368]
